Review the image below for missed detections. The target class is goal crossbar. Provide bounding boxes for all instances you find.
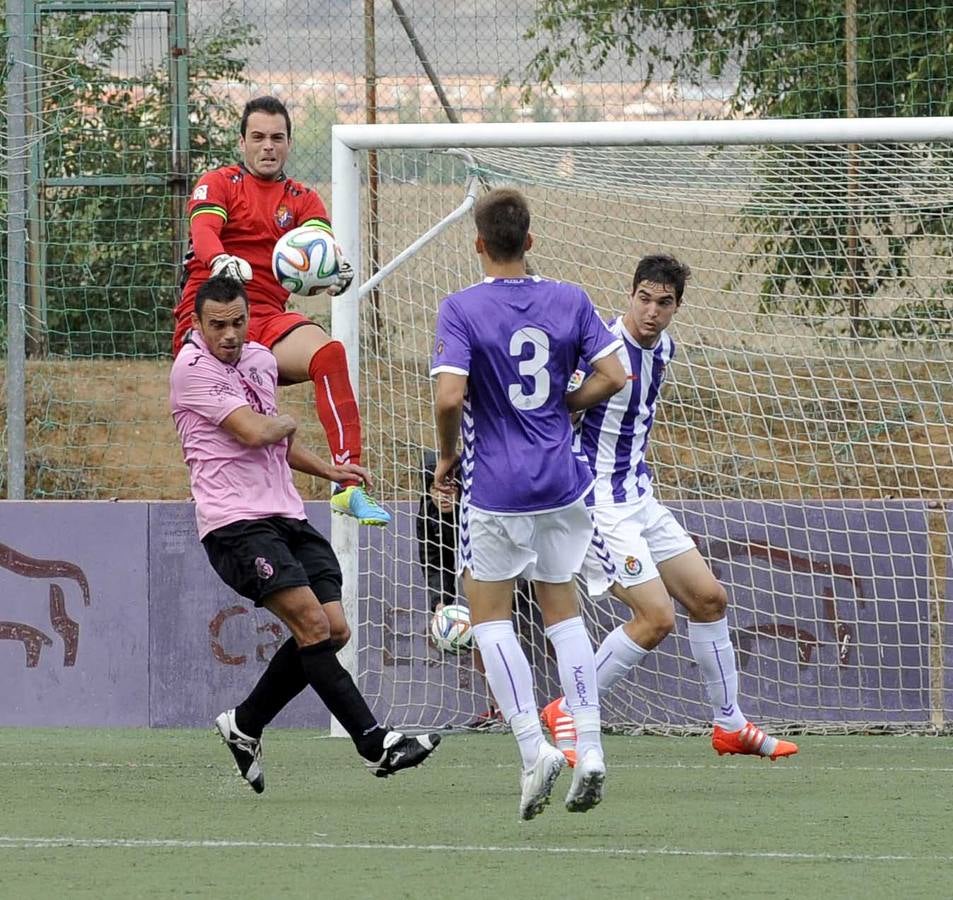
[332,116,953,151]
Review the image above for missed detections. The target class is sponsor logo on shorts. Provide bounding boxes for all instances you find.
[255,557,274,580]
[275,204,292,229]
[624,556,642,577]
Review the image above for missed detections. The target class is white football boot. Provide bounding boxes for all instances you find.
[564,748,606,813]
[519,742,566,821]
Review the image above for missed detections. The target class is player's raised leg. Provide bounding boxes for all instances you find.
[270,322,390,526]
[543,522,670,767]
[658,547,798,760]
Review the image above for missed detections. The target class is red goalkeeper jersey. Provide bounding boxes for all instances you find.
[176,163,331,321]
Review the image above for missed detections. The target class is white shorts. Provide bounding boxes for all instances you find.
[581,495,696,596]
[459,497,594,583]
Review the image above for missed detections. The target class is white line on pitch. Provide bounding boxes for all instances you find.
[442,761,953,774]
[0,762,206,769]
[2,761,953,774]
[1,836,951,864]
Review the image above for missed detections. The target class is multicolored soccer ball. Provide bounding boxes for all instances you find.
[430,604,473,654]
[271,226,339,296]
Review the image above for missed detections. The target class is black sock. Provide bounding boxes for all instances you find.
[235,637,308,739]
[298,640,387,760]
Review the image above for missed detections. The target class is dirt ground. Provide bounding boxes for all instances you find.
[5,347,951,502]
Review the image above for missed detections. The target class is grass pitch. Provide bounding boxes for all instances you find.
[2,729,953,898]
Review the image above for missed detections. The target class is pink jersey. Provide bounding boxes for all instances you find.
[169,332,305,538]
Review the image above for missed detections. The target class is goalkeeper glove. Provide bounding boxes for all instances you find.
[324,244,355,297]
[210,254,253,283]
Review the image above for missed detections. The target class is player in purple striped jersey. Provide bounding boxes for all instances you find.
[541,254,798,764]
[431,188,626,819]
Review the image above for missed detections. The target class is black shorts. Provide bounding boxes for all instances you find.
[202,516,342,607]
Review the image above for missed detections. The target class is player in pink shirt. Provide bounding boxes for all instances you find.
[170,275,439,791]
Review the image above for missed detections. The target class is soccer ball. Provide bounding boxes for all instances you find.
[430,604,473,654]
[271,225,339,296]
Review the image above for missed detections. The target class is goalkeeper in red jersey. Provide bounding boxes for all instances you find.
[173,95,389,526]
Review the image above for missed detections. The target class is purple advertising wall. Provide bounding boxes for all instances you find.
[398,500,938,730]
[0,499,948,729]
[612,500,933,727]
[944,504,953,721]
[0,502,150,725]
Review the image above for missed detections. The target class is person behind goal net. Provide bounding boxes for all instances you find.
[541,254,798,765]
[173,95,389,527]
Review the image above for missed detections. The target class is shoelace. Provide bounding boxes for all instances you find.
[355,487,386,510]
[229,734,260,759]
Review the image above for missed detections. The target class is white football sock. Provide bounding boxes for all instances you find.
[545,616,602,759]
[594,624,651,695]
[687,617,747,731]
[472,619,543,767]
[510,710,547,770]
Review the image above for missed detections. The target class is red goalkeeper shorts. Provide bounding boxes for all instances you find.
[172,308,315,357]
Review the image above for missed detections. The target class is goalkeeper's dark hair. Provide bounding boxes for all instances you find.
[633,254,691,304]
[241,96,292,139]
[474,187,531,262]
[195,276,249,319]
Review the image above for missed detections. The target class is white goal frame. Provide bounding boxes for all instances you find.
[328,117,953,734]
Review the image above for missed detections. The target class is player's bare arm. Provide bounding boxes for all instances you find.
[565,352,626,414]
[286,441,373,488]
[219,405,296,448]
[433,372,466,496]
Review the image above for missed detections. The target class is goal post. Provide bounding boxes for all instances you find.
[331,117,953,735]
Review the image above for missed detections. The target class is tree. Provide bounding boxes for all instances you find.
[1,8,258,357]
[522,2,953,338]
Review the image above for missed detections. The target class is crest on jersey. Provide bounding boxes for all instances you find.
[274,204,293,229]
[624,556,642,577]
[191,184,208,201]
[435,339,445,356]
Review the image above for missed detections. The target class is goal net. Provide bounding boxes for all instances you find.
[335,120,953,735]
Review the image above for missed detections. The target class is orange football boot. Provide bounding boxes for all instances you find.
[540,697,577,768]
[712,722,799,761]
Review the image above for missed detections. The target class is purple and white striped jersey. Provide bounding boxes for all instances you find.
[575,316,675,507]
[431,276,622,515]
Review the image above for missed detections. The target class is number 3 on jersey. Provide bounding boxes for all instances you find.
[508,326,550,411]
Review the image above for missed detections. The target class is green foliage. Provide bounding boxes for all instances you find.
[2,8,257,358]
[525,1,953,118]
[869,294,953,340]
[523,1,953,338]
